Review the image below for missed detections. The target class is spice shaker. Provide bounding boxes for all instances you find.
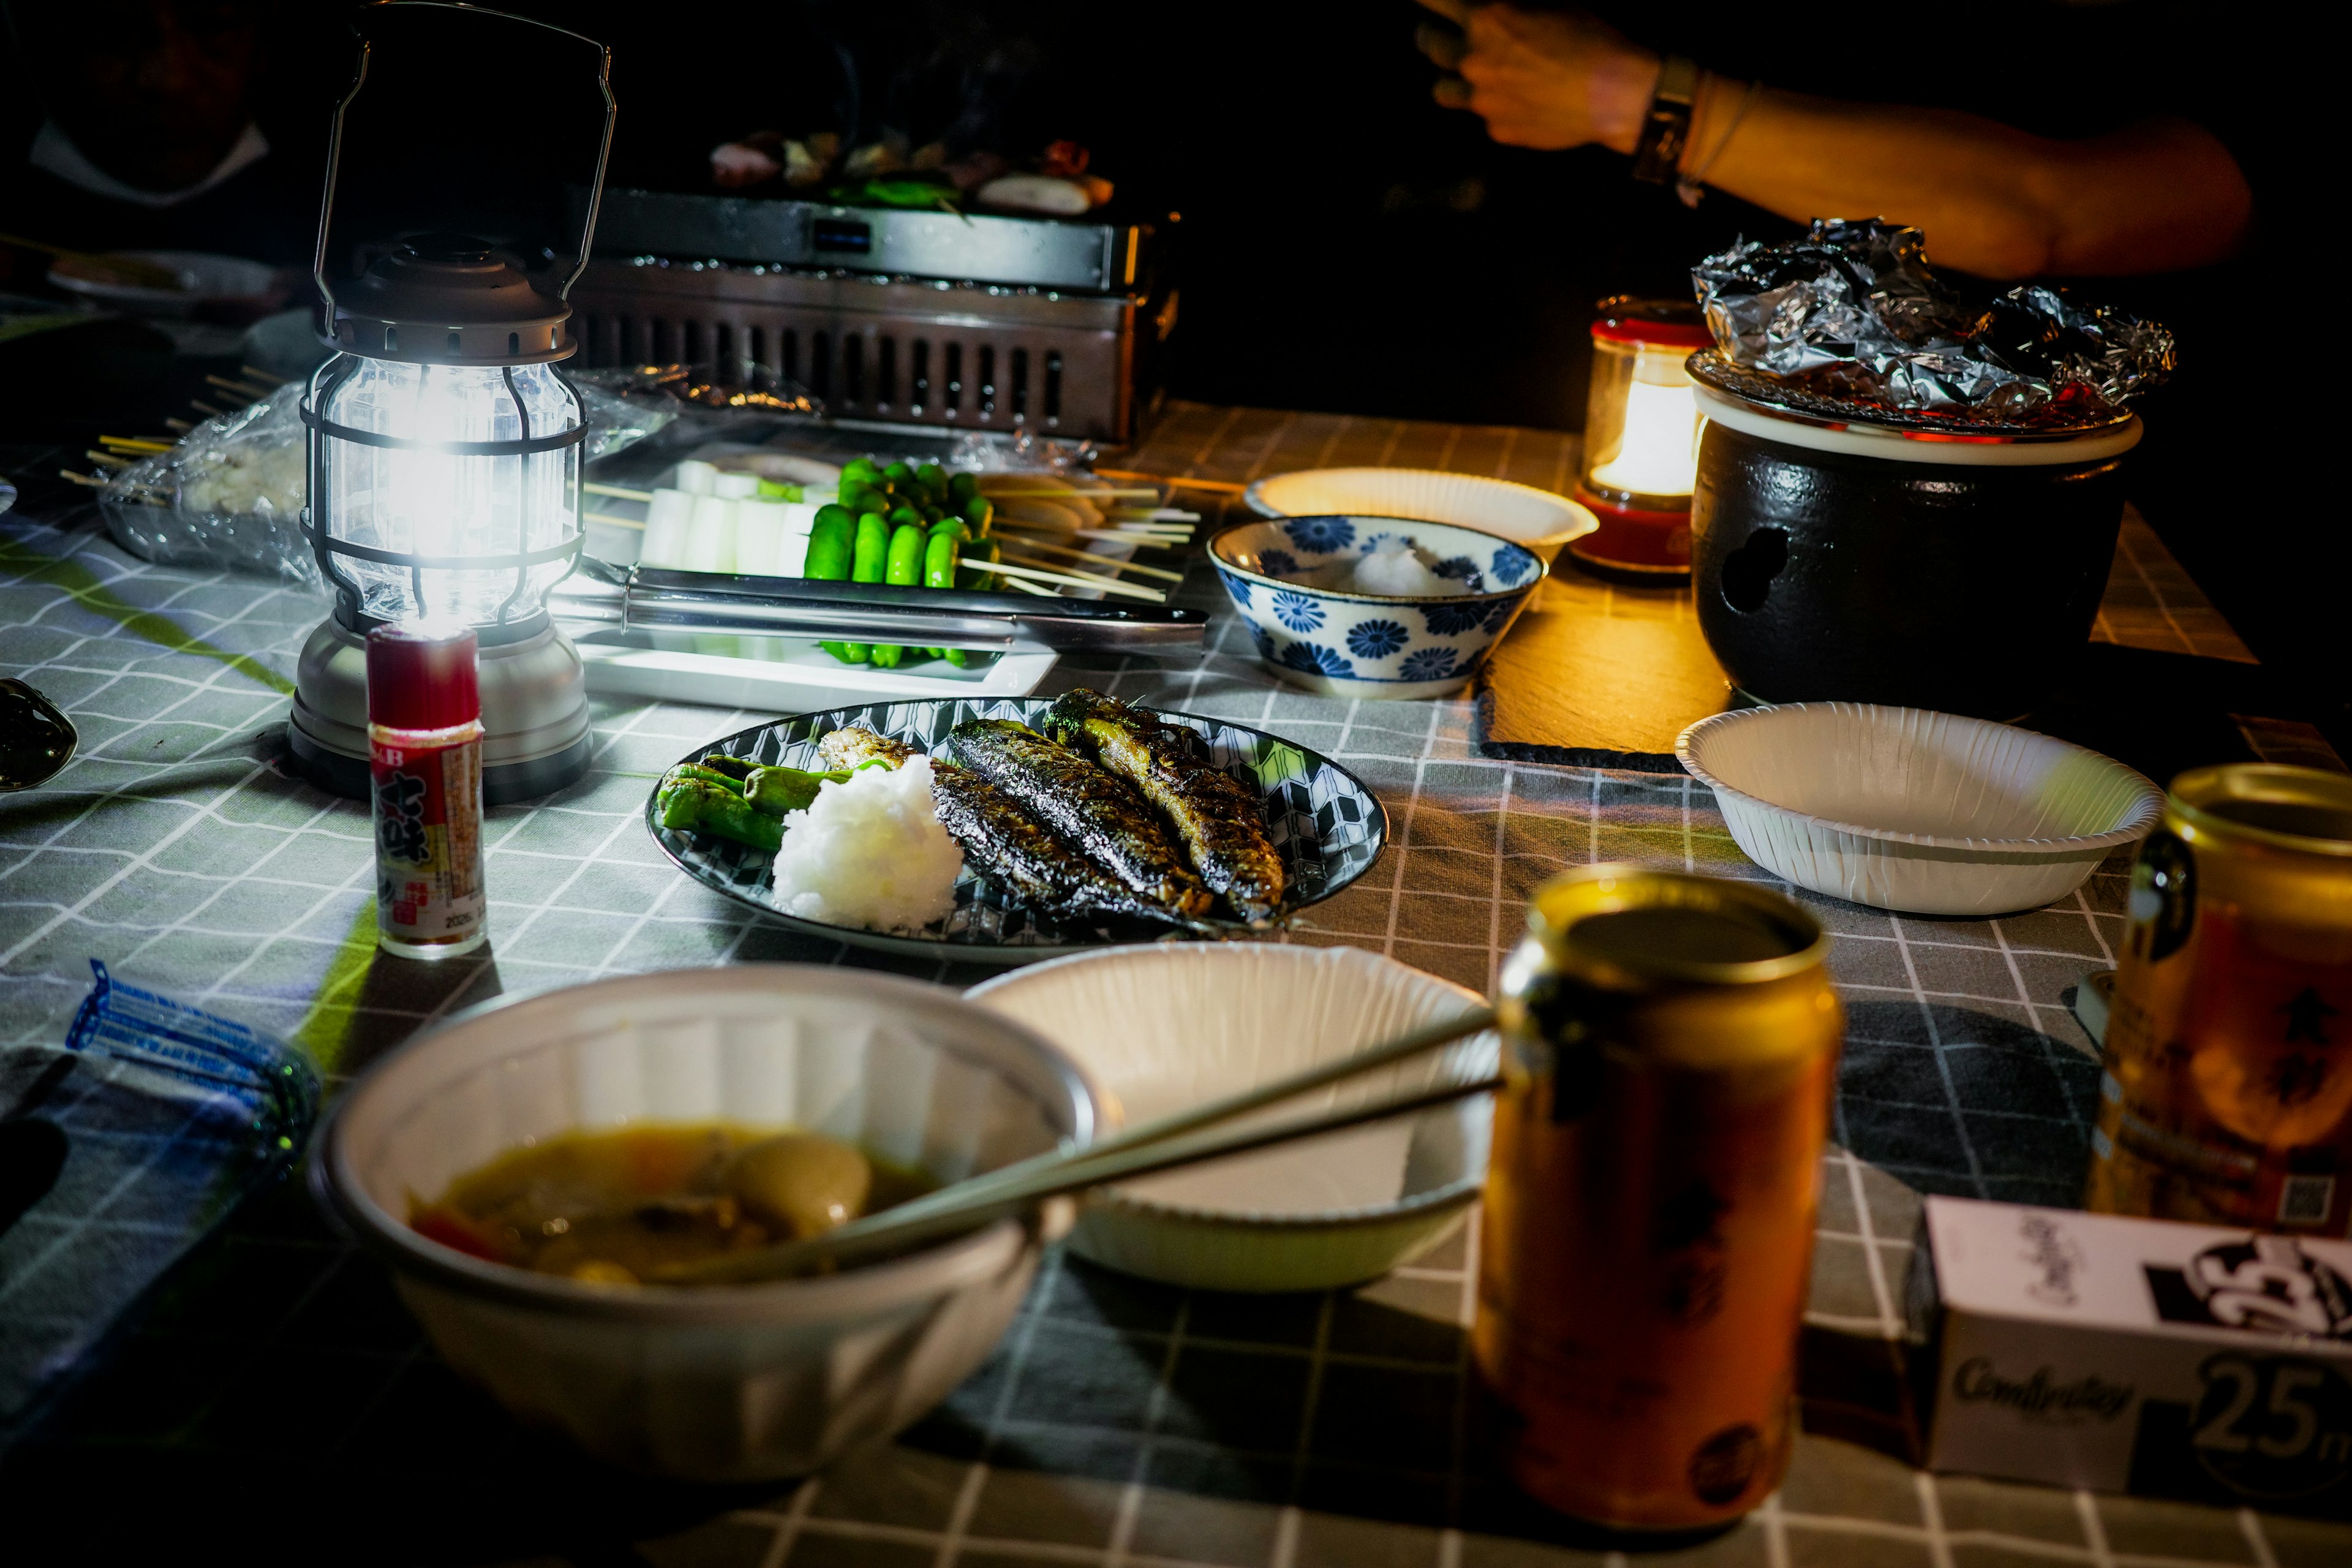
[366,624,487,959]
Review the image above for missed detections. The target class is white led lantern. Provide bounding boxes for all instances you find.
[286,4,614,803]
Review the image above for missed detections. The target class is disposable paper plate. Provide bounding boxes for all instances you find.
[967,944,1498,1292]
[1677,703,2163,916]
[1245,467,1597,562]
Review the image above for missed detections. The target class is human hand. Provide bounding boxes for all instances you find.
[1413,2,1659,154]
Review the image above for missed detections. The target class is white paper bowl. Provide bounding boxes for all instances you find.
[1676,703,2163,916]
[967,944,1497,1293]
[1245,467,1598,562]
[312,965,1104,1481]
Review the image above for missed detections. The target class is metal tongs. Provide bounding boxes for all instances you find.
[663,1006,1503,1286]
[549,558,1209,655]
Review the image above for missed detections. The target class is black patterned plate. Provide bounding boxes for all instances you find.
[647,696,1389,963]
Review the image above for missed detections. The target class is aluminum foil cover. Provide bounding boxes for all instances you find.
[1691,219,2176,423]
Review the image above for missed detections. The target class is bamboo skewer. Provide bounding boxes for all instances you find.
[584,481,657,504]
[979,559,1166,602]
[239,364,287,386]
[999,576,1058,597]
[997,539,1185,583]
[189,400,224,417]
[979,486,1162,501]
[83,450,133,469]
[164,418,194,435]
[203,373,271,402]
[586,510,647,530]
[1095,468,1248,495]
[996,523,1190,550]
[99,435,175,454]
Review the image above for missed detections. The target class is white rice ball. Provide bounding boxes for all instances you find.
[770,756,963,933]
[1351,540,1457,598]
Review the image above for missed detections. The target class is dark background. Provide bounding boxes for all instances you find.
[0,1,2337,741]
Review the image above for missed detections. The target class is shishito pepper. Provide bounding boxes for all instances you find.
[885,522,926,586]
[959,496,993,535]
[805,507,856,581]
[744,764,853,816]
[923,527,963,589]
[666,761,748,795]
[957,535,1001,591]
[658,778,783,852]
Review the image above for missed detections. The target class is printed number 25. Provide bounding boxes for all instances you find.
[2195,1357,2324,1458]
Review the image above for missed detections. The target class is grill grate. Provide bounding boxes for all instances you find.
[568,260,1148,442]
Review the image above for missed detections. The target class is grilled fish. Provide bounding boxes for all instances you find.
[1041,689,1286,925]
[929,763,1204,927]
[940,719,1212,918]
[817,726,919,771]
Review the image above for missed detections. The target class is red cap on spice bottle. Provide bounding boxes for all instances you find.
[366,623,481,731]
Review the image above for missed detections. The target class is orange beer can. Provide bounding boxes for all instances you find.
[2086,765,2352,1234]
[1478,866,1843,1529]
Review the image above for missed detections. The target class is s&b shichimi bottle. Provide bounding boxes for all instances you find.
[366,624,487,959]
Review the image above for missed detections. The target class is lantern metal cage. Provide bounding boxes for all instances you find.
[284,3,615,806]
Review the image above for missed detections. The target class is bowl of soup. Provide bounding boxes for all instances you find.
[312,965,1104,1481]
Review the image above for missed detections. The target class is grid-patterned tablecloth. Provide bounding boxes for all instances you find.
[2,409,2346,1566]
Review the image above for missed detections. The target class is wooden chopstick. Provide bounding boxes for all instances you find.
[666,1008,1500,1285]
[0,230,183,290]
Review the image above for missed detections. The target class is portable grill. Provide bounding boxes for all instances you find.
[565,188,1174,443]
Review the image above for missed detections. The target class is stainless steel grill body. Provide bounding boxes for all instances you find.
[570,258,1153,442]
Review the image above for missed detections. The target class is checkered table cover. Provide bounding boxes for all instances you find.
[1,407,2345,1566]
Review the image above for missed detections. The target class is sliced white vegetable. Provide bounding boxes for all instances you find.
[639,488,696,568]
[712,471,760,500]
[734,498,791,576]
[674,459,720,496]
[682,495,737,573]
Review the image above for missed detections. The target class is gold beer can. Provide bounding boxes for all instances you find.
[2085,764,2352,1234]
[1479,865,1842,1529]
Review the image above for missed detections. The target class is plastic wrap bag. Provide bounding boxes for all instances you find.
[1691,219,2176,425]
[99,381,316,586]
[98,369,688,588]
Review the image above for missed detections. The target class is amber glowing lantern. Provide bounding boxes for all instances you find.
[1572,298,1714,577]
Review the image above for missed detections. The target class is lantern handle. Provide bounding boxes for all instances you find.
[312,2,616,323]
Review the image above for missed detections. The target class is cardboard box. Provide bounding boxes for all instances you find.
[1908,1196,2352,1519]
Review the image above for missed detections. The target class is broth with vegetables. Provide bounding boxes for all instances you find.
[408,1123,934,1285]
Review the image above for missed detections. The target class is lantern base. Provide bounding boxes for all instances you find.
[1568,489,1694,577]
[287,612,592,804]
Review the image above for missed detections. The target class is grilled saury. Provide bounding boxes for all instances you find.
[1042,689,1285,924]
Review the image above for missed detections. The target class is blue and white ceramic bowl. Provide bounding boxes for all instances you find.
[1209,514,1548,700]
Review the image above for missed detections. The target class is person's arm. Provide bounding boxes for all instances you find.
[1415,1,2253,279]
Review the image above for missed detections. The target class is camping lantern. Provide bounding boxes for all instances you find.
[285,4,614,803]
[1572,298,1713,577]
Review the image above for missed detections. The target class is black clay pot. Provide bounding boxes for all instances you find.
[1691,389,2138,719]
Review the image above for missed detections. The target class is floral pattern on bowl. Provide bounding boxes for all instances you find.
[1209,515,1548,700]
